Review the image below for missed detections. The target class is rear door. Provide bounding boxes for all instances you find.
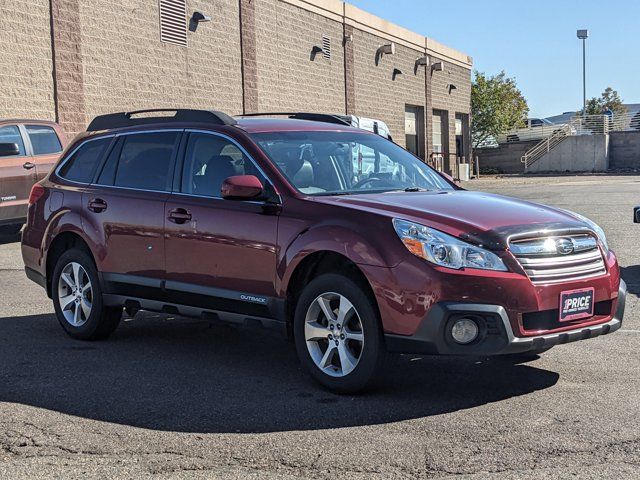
[82,130,182,298]
[24,124,64,182]
[0,124,33,224]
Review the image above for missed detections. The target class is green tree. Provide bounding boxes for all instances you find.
[471,71,529,148]
[584,87,627,115]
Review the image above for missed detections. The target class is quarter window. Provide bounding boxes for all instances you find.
[58,137,112,184]
[181,133,260,198]
[25,125,62,155]
[112,132,180,191]
[0,125,26,156]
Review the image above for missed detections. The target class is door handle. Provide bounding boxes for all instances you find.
[23,162,35,170]
[88,198,108,213]
[168,208,192,224]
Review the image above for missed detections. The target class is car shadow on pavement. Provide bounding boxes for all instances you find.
[620,266,640,296]
[0,231,21,245]
[0,313,559,434]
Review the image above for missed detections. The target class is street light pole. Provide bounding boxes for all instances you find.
[577,29,589,115]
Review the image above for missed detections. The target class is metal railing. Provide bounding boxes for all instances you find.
[521,117,581,168]
[522,112,640,168]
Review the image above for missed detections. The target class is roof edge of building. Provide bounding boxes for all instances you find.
[280,0,473,69]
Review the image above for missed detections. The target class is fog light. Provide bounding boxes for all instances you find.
[451,318,479,344]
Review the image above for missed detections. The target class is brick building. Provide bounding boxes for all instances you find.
[0,0,473,172]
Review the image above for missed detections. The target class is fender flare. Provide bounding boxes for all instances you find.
[43,210,100,276]
[277,224,396,297]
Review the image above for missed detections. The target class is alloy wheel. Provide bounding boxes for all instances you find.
[304,292,364,377]
[57,262,93,327]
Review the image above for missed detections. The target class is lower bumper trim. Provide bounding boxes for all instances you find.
[385,280,626,356]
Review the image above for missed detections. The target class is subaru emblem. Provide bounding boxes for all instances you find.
[555,238,575,255]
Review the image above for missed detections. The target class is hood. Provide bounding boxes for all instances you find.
[311,190,591,250]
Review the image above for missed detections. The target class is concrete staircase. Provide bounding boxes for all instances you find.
[521,118,581,169]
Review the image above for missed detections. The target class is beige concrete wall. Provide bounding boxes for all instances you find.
[350,28,427,149]
[431,61,471,114]
[431,59,472,166]
[77,0,243,133]
[0,0,472,153]
[253,0,346,114]
[0,0,55,120]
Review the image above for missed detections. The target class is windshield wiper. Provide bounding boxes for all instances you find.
[403,187,429,192]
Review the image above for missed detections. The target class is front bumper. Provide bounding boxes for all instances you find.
[385,280,626,356]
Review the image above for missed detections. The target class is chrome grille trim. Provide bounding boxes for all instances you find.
[510,235,606,284]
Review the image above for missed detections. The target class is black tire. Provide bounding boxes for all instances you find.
[293,273,386,394]
[51,248,122,340]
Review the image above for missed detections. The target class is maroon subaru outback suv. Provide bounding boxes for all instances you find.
[22,109,626,392]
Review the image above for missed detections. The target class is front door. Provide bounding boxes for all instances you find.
[82,130,181,297]
[164,131,279,318]
[0,124,34,224]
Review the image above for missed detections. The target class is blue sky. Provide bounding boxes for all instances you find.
[349,0,640,118]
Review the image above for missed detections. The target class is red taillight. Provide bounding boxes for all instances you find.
[28,184,46,205]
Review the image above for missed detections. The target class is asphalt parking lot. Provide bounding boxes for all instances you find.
[0,174,638,479]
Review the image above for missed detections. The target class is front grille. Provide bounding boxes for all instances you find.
[510,234,606,284]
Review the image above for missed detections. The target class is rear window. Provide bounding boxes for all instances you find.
[112,132,180,191]
[58,137,112,183]
[0,125,26,156]
[26,125,62,155]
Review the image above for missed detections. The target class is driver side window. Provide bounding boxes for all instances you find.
[0,125,26,156]
[181,133,262,198]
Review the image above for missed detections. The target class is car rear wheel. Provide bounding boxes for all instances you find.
[52,249,122,340]
[293,273,386,393]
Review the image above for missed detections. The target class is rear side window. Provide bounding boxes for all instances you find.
[26,125,62,155]
[0,125,26,156]
[112,132,180,191]
[58,137,111,183]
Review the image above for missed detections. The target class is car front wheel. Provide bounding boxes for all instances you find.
[293,273,386,393]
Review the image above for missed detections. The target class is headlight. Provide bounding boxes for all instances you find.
[393,219,508,271]
[565,211,609,253]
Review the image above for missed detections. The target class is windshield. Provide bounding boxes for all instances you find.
[251,131,454,196]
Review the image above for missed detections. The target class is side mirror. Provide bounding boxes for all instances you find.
[634,206,640,224]
[0,143,20,157]
[221,175,264,200]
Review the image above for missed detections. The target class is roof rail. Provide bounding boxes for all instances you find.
[86,109,237,132]
[240,112,352,126]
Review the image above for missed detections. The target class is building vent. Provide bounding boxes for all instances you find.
[322,35,331,60]
[159,0,187,47]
